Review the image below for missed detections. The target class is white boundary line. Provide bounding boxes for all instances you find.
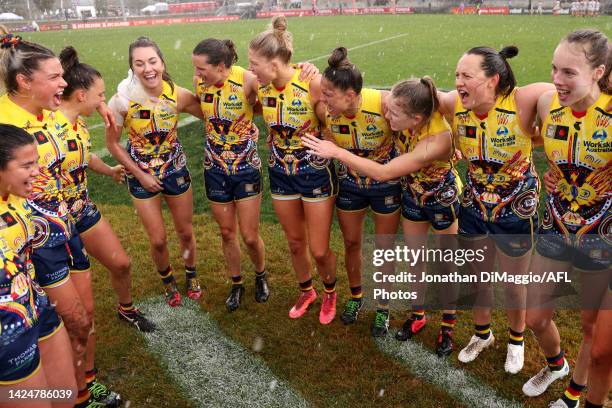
[306,33,410,63]
[140,298,310,408]
[377,337,524,408]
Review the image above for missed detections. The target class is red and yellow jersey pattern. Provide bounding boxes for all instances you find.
[196,66,260,174]
[0,95,72,248]
[453,89,538,221]
[396,111,461,205]
[258,68,323,175]
[0,194,45,343]
[124,80,184,178]
[326,88,393,188]
[55,111,92,222]
[541,92,612,236]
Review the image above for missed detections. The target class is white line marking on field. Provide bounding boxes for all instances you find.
[376,337,523,408]
[91,116,200,159]
[139,298,309,408]
[306,33,410,63]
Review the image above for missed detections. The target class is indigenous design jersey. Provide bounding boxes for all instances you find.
[541,92,611,237]
[196,66,260,174]
[453,89,539,222]
[396,111,461,206]
[326,88,394,188]
[56,112,93,223]
[0,195,46,345]
[124,80,185,179]
[258,68,327,175]
[0,95,71,248]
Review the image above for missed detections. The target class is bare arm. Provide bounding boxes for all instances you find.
[88,153,125,183]
[177,86,204,119]
[515,82,555,140]
[437,90,458,123]
[302,130,453,182]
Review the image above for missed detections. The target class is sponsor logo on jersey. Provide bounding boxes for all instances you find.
[228,94,238,102]
[496,126,509,136]
[203,93,214,103]
[592,129,607,141]
[0,212,17,227]
[139,110,151,120]
[291,98,302,107]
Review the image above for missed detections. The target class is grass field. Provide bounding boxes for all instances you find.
[20,14,612,408]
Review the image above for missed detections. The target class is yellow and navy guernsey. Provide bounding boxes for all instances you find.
[196,65,261,174]
[55,111,93,225]
[453,89,539,223]
[327,88,395,188]
[0,95,72,249]
[258,68,329,174]
[123,80,186,179]
[540,93,611,239]
[396,111,462,206]
[0,194,48,378]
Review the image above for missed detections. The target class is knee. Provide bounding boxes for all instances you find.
[150,236,168,254]
[343,238,361,254]
[242,232,260,249]
[112,255,131,276]
[176,228,194,246]
[310,246,332,265]
[590,342,612,370]
[287,238,307,257]
[581,320,595,342]
[64,310,91,346]
[220,227,237,244]
[526,313,550,334]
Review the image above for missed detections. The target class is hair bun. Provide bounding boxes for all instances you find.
[59,46,80,71]
[499,45,519,60]
[272,15,287,33]
[328,47,352,70]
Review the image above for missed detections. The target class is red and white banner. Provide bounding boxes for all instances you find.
[40,15,238,31]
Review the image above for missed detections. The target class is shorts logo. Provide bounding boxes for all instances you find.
[592,129,607,141]
[244,183,254,193]
[33,131,48,144]
[384,196,397,206]
[203,93,214,103]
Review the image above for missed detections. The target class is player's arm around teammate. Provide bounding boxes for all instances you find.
[191,38,269,312]
[522,30,611,406]
[304,76,462,352]
[306,46,401,330]
[436,45,554,374]
[0,124,76,408]
[106,37,203,308]
[248,16,338,323]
